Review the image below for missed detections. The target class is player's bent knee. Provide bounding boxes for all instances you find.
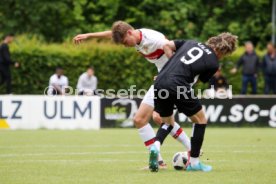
[199,117,208,124]
[191,116,207,124]
[152,111,162,125]
[133,115,147,128]
[199,112,208,124]
[189,110,207,124]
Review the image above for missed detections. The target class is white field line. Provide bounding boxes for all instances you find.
[0,150,276,158]
[0,145,143,149]
[0,151,146,158]
[0,144,275,149]
[0,159,141,163]
[0,159,275,164]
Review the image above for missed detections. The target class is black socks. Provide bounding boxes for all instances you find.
[155,123,173,145]
[190,124,206,157]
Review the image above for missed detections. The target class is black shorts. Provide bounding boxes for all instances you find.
[154,88,202,117]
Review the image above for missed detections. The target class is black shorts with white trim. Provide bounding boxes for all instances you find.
[154,88,202,117]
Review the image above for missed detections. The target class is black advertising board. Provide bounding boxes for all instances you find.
[101,97,276,128]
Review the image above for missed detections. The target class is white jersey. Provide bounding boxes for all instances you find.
[77,72,98,93]
[135,28,169,72]
[48,74,69,95]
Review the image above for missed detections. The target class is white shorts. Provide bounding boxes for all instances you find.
[141,85,155,107]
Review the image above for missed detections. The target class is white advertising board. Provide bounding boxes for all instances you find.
[0,95,101,130]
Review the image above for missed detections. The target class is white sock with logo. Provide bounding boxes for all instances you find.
[170,122,191,151]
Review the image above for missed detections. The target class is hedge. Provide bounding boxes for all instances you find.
[0,35,267,94]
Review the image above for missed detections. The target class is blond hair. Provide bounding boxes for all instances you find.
[206,32,238,56]
[111,21,134,44]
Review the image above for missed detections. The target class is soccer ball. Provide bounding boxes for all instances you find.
[172,151,189,170]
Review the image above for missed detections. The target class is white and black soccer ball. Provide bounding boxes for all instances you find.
[172,151,189,170]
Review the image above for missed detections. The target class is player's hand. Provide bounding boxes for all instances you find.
[230,68,237,74]
[14,62,20,68]
[73,34,89,44]
[153,75,157,81]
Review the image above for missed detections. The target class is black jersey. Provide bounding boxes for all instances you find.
[155,40,219,93]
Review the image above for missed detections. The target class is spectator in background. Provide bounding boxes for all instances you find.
[48,67,69,95]
[77,66,98,95]
[0,34,19,94]
[262,42,276,94]
[231,41,259,94]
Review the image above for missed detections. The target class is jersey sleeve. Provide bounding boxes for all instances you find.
[49,75,55,86]
[1,44,14,65]
[173,40,186,50]
[94,77,98,90]
[76,75,83,90]
[140,29,167,49]
[65,76,69,86]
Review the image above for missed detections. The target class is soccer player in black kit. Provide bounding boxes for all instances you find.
[149,32,238,172]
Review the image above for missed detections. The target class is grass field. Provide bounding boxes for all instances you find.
[0,128,275,184]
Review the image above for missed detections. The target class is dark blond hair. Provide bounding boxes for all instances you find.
[111,21,134,44]
[206,32,238,56]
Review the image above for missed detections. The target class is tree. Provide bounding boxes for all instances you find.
[0,0,272,45]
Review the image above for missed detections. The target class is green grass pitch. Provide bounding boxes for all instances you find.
[0,128,275,184]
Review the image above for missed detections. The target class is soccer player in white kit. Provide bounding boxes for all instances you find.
[74,21,191,168]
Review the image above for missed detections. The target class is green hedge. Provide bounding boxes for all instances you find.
[0,35,267,94]
[1,35,156,94]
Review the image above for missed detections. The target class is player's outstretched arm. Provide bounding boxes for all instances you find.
[163,40,176,58]
[73,31,112,44]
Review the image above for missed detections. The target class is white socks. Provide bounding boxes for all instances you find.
[138,123,163,161]
[190,157,200,166]
[138,122,191,163]
[154,141,161,152]
[138,122,190,152]
[138,123,156,148]
[153,141,162,161]
[170,122,191,151]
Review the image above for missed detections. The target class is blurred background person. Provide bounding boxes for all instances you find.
[47,67,69,95]
[231,41,259,94]
[77,66,98,95]
[262,42,276,94]
[0,33,19,94]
